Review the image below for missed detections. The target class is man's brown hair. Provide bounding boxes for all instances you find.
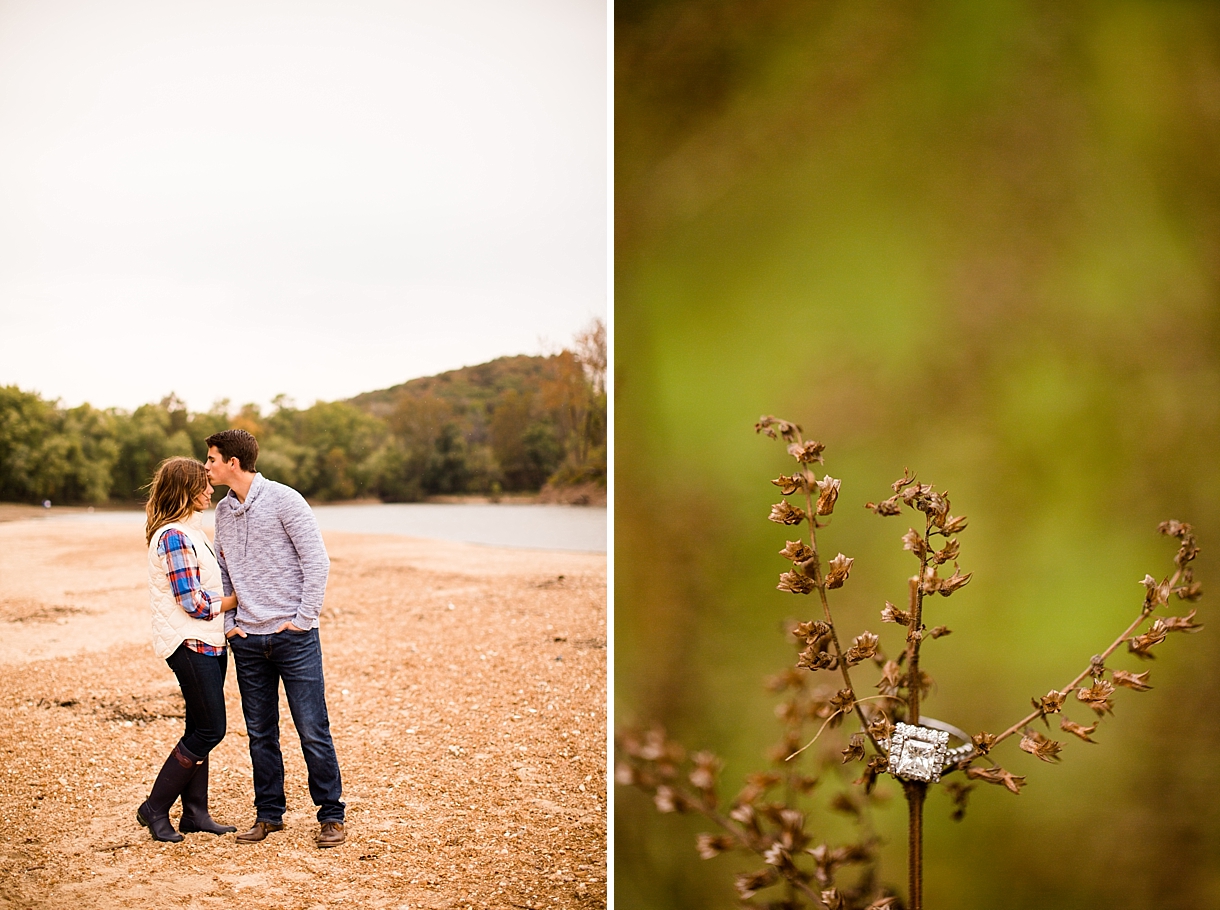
[205,429,259,472]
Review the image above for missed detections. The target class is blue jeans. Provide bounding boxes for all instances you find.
[230,628,345,824]
[165,643,228,760]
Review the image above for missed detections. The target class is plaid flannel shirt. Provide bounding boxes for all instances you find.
[157,528,226,657]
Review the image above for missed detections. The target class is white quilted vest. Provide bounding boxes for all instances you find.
[147,512,226,658]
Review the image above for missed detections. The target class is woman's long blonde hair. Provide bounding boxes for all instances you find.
[145,457,209,544]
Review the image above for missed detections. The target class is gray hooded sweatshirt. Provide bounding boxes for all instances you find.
[214,473,330,635]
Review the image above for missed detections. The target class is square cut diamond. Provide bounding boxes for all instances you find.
[888,722,950,783]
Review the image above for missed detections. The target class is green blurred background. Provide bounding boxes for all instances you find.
[614,2,1220,908]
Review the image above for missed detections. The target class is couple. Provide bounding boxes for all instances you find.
[137,429,346,848]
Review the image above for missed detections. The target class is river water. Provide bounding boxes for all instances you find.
[51,502,607,553]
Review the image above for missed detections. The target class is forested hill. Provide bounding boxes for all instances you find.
[349,354,554,417]
[0,322,606,505]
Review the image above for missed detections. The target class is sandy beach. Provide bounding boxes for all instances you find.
[0,516,607,909]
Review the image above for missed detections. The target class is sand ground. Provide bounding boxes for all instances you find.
[0,515,607,910]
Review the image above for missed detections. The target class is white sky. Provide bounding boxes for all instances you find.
[0,0,607,413]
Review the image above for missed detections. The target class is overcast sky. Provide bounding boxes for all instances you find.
[0,0,607,413]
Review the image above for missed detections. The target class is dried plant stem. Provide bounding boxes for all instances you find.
[904,781,927,910]
[991,566,1184,748]
[899,516,934,910]
[906,514,933,725]
[800,461,882,752]
[785,709,844,760]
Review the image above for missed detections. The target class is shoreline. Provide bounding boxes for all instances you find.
[0,484,607,521]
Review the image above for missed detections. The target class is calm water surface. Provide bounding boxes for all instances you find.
[52,502,606,553]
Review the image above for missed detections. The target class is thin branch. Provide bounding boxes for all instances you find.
[991,566,1183,748]
[785,709,843,761]
[797,441,883,754]
[690,802,833,909]
[906,514,933,725]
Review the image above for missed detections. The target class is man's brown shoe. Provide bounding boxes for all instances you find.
[316,821,345,848]
[235,821,284,843]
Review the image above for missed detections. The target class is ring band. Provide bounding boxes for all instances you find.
[917,717,975,764]
[887,717,975,783]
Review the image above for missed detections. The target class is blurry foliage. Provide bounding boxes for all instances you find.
[617,2,1220,909]
[0,321,606,504]
[620,422,1203,910]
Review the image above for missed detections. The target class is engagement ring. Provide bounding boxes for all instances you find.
[887,718,974,783]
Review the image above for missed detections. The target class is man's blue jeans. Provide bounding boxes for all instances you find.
[230,628,345,824]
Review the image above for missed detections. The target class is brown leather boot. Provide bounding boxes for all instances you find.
[235,820,285,843]
[178,756,237,835]
[316,821,346,848]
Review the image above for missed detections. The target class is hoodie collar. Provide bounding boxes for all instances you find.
[228,473,265,516]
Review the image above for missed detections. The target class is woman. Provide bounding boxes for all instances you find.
[138,456,238,842]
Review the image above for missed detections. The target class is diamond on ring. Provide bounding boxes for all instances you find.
[888,722,950,783]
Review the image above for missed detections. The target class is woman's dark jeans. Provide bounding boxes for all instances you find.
[229,628,345,824]
[165,643,228,760]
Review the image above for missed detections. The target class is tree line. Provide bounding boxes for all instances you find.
[0,322,605,505]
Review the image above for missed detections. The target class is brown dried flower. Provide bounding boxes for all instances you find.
[945,781,973,822]
[867,714,895,742]
[902,529,927,558]
[696,833,734,860]
[941,515,968,535]
[654,786,683,813]
[1060,719,1099,743]
[971,731,997,754]
[965,765,1026,794]
[1036,690,1066,715]
[937,565,972,597]
[734,868,778,900]
[798,646,838,672]
[1111,669,1153,691]
[816,475,842,515]
[892,469,917,492]
[865,496,902,516]
[772,474,806,495]
[755,415,800,441]
[779,540,815,563]
[1019,730,1062,763]
[845,631,880,666]
[689,751,721,791]
[933,538,960,565]
[841,733,866,764]
[1141,574,1172,611]
[828,688,855,716]
[825,553,854,588]
[1128,619,1168,659]
[793,619,831,642]
[787,440,826,464]
[1077,679,1116,715]
[778,571,816,595]
[875,661,902,696]
[1162,609,1203,634]
[769,500,806,526]
[880,601,911,626]
[1174,580,1204,602]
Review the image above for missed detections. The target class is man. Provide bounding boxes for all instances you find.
[204,428,346,848]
